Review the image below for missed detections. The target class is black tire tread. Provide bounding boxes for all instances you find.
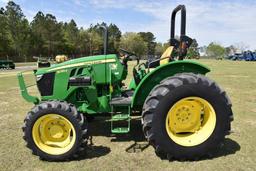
[22,100,88,161]
[142,73,233,160]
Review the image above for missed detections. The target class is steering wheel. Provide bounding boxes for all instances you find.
[119,48,136,57]
[133,61,148,86]
[119,48,142,85]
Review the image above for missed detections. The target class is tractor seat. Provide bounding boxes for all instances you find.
[147,46,174,68]
[121,90,134,97]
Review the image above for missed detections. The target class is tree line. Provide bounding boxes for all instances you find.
[204,42,255,59]
[0,1,201,62]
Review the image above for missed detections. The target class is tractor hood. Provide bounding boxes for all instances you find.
[35,54,117,75]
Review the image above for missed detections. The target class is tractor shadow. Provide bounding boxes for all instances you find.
[88,116,149,153]
[62,145,111,162]
[167,138,240,162]
[87,117,240,160]
[201,138,241,160]
[44,145,111,162]
[82,145,111,160]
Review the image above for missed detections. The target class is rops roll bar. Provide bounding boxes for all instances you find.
[170,5,193,60]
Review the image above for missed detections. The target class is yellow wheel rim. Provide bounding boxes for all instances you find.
[32,114,76,155]
[165,97,216,147]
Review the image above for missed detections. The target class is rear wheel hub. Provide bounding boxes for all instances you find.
[166,97,216,146]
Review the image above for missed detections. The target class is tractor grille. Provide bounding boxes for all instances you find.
[37,72,55,96]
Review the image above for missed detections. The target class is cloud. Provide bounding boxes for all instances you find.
[4,0,255,49]
[0,0,9,3]
[0,0,8,6]
[83,0,256,49]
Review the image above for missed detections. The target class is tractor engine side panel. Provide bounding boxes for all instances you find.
[38,55,126,114]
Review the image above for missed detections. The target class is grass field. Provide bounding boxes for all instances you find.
[0,59,256,171]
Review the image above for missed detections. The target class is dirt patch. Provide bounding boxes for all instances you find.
[250,108,256,113]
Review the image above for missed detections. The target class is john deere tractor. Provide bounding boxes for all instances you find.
[18,5,233,161]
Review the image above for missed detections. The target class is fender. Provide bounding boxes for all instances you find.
[131,60,210,108]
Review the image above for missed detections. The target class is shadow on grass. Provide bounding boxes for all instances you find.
[89,117,149,153]
[81,145,111,160]
[206,138,240,159]
[89,117,145,142]
[88,117,240,160]
[43,145,111,162]
[166,138,240,161]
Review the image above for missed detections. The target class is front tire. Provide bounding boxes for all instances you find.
[22,101,88,161]
[142,73,233,160]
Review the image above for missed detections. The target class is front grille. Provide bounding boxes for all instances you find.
[37,72,55,96]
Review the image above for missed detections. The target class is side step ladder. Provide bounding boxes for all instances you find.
[110,97,131,134]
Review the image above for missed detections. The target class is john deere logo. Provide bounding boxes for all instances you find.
[110,64,118,70]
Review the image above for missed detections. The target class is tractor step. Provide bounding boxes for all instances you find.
[110,97,131,134]
[110,97,131,106]
[111,127,130,134]
[111,114,130,121]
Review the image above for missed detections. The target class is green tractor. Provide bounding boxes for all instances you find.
[18,5,233,161]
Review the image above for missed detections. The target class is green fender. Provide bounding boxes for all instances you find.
[131,60,210,108]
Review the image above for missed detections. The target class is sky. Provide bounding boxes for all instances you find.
[1,0,256,50]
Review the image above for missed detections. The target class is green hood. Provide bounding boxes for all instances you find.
[36,54,117,75]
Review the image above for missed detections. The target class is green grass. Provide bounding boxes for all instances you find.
[0,59,256,171]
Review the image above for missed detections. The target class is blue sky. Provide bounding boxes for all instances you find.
[1,0,256,50]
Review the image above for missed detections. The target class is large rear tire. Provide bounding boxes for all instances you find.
[142,73,233,160]
[22,101,88,161]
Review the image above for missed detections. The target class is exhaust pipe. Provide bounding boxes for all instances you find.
[99,25,108,55]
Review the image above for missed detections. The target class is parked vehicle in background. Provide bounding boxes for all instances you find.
[33,56,51,68]
[0,60,15,69]
[227,51,256,61]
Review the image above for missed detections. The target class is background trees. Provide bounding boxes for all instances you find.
[4,1,31,61]
[187,39,200,59]
[0,7,10,57]
[0,1,160,62]
[206,42,226,59]
[138,32,156,56]
[120,32,147,58]
[2,1,247,62]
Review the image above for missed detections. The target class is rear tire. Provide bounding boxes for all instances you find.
[142,73,233,160]
[22,101,88,161]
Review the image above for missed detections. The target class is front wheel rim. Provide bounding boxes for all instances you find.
[165,97,216,147]
[32,114,76,155]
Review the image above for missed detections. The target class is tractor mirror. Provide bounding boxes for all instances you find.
[178,35,193,60]
[170,38,180,49]
[180,35,193,48]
